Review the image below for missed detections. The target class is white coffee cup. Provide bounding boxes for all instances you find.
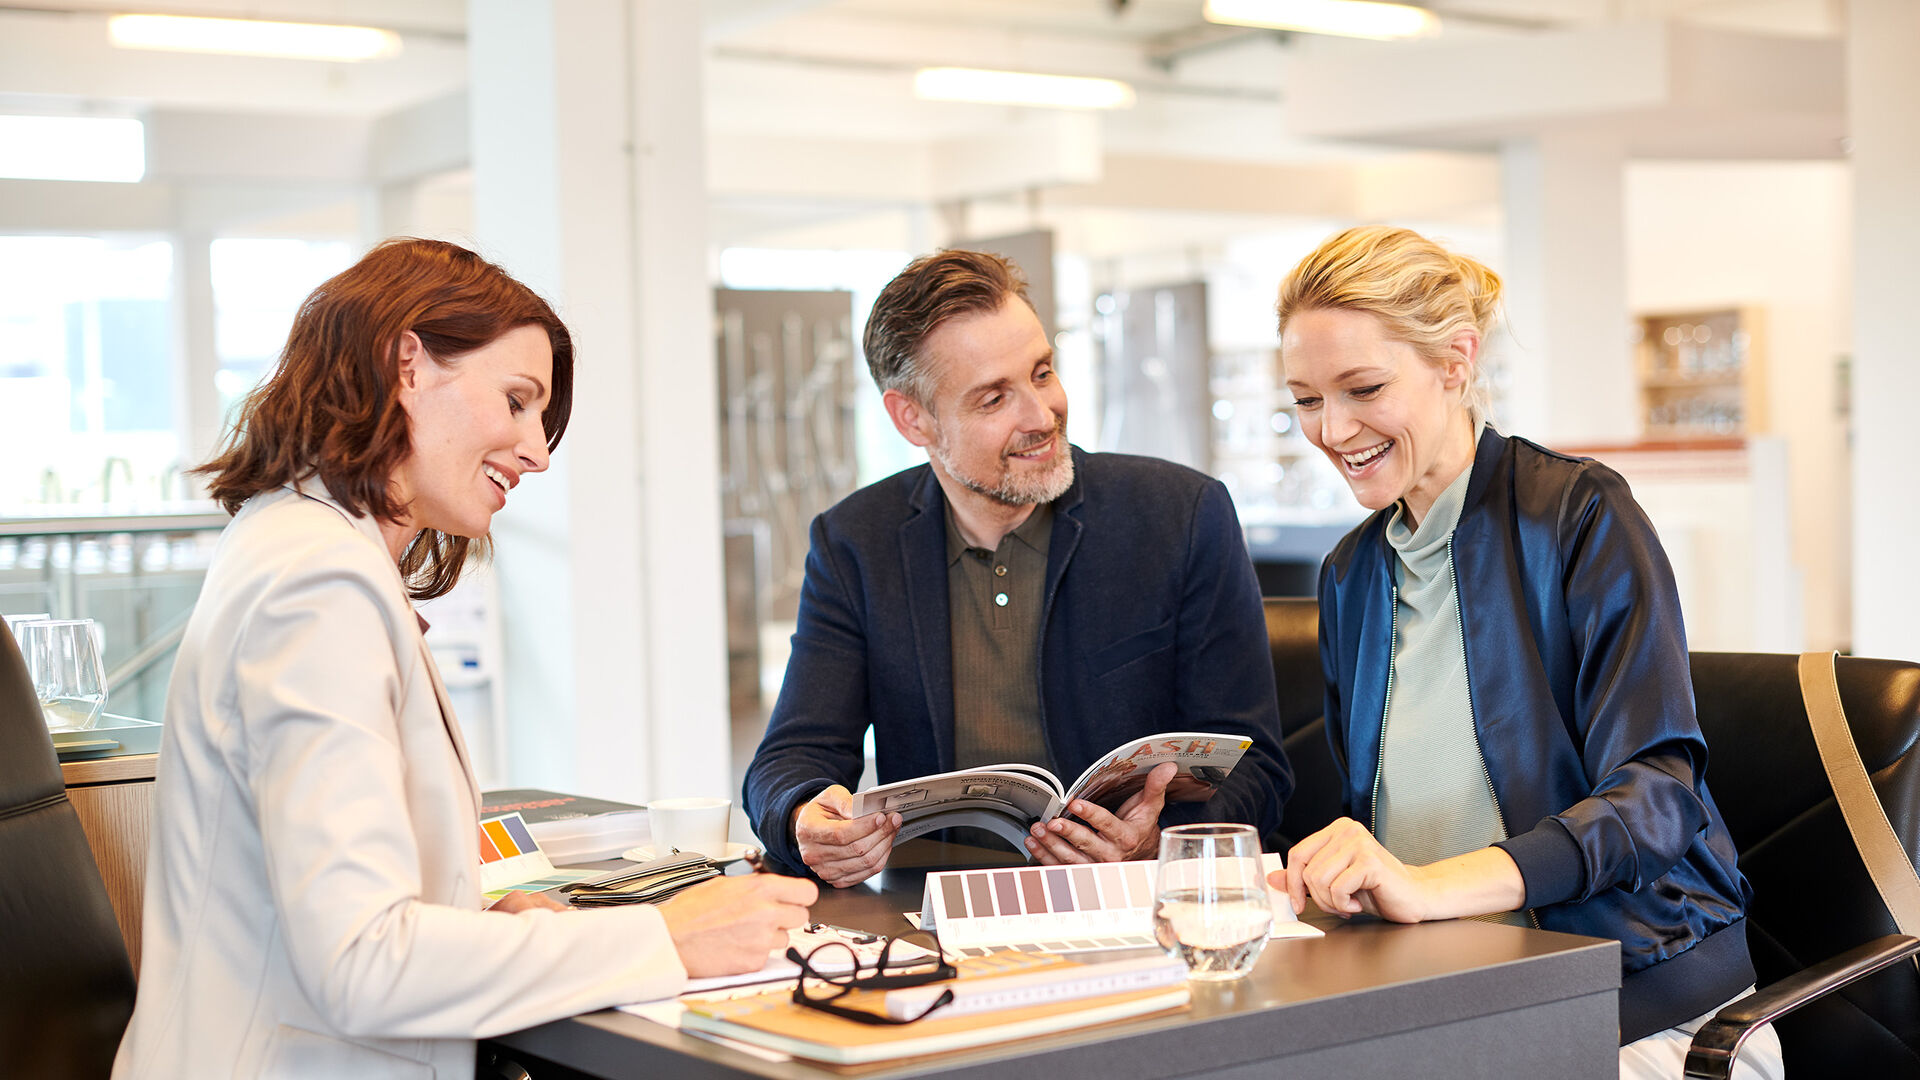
[647,796,731,858]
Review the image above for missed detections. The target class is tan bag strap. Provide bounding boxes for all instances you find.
[1798,650,1920,935]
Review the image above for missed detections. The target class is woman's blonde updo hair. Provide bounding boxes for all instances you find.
[1277,225,1502,422]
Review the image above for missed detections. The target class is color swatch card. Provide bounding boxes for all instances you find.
[918,853,1321,956]
[920,860,1160,955]
[477,811,599,898]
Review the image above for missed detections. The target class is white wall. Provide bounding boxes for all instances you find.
[1624,160,1853,651]
[1848,0,1920,663]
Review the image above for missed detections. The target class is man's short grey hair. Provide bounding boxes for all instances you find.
[862,249,1035,407]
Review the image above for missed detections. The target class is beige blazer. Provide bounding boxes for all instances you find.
[113,483,686,1079]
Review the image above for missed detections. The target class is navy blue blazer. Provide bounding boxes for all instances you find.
[743,446,1293,874]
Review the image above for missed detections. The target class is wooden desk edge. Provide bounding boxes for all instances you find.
[62,752,159,786]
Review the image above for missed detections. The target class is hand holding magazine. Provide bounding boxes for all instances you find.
[846,731,1250,850]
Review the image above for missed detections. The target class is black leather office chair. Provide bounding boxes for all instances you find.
[0,619,138,1077]
[1685,651,1920,1078]
[1263,598,1342,847]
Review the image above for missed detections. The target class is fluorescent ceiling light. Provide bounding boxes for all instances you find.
[1204,0,1439,40]
[914,68,1136,110]
[108,14,402,62]
[0,116,145,183]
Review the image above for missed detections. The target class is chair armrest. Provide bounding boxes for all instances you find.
[1684,933,1920,1079]
[477,1046,534,1080]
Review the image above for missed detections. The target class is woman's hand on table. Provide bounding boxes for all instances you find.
[1279,818,1429,922]
[658,873,819,978]
[1026,761,1175,865]
[1274,818,1525,924]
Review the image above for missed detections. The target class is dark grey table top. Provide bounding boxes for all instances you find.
[495,841,1620,1079]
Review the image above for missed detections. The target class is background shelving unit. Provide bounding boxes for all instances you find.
[1634,306,1767,440]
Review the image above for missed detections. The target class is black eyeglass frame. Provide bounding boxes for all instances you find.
[787,930,958,1026]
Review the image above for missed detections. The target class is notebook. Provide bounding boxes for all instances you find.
[678,951,1190,1064]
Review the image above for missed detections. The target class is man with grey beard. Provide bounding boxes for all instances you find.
[743,249,1291,887]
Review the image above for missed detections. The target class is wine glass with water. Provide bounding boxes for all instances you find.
[1152,823,1273,980]
[20,619,108,733]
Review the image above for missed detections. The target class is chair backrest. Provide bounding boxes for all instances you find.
[1263,597,1343,847]
[0,619,137,1078]
[1690,651,1920,1074]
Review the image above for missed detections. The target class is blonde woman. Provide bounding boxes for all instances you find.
[1272,226,1782,1078]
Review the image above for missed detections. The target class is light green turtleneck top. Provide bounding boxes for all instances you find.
[1375,422,1529,927]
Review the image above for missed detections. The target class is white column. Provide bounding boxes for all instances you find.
[631,1,732,800]
[467,0,729,801]
[1848,0,1920,661]
[1500,133,1635,445]
[170,232,222,484]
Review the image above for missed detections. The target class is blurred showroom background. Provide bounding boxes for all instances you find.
[1,0,1914,803]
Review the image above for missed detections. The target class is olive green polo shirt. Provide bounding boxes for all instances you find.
[945,501,1054,771]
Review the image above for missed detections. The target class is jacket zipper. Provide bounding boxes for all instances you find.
[1448,535,1540,929]
[1371,582,1398,829]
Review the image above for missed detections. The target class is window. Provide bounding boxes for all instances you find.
[211,237,354,425]
[0,236,175,506]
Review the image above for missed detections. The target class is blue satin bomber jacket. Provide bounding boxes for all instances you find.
[1317,427,1755,1043]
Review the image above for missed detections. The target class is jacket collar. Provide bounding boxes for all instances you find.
[1335,428,1510,811]
[900,469,957,768]
[287,475,399,561]
[1459,424,1507,520]
[898,446,1089,769]
[281,475,479,811]
[1039,448,1087,667]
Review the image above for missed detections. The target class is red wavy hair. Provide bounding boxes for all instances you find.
[198,238,574,600]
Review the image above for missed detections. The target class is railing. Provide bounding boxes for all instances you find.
[0,504,229,723]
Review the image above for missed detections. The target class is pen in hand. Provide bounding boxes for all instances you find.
[805,921,880,945]
[739,849,879,943]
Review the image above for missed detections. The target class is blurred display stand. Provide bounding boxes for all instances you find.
[1094,280,1212,474]
[724,519,768,722]
[1092,278,1364,595]
[715,288,859,719]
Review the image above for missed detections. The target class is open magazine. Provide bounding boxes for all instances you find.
[846,731,1250,850]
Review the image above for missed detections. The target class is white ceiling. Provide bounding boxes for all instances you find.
[0,0,1842,120]
[0,0,1848,247]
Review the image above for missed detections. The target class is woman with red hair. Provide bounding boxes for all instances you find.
[114,239,813,1079]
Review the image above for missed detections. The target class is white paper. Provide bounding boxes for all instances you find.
[1260,852,1326,940]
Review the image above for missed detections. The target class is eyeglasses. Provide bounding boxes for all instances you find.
[788,930,957,1025]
